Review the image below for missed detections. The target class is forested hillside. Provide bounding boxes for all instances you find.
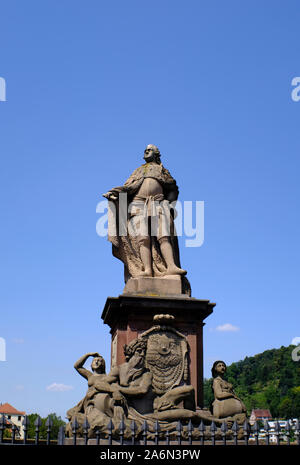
[203,345,300,418]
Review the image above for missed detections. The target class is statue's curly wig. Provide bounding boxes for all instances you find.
[152,146,161,164]
[144,144,161,164]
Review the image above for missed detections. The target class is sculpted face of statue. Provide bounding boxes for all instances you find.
[131,345,146,367]
[211,360,227,378]
[91,356,106,373]
[215,362,226,376]
[143,144,160,163]
[124,339,147,365]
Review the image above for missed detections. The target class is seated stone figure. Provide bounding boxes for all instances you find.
[109,339,154,416]
[66,342,154,438]
[66,352,125,436]
[211,360,247,425]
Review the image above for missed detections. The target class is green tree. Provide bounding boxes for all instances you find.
[278,398,293,418]
[27,413,65,440]
[203,378,214,409]
[290,386,300,417]
[204,345,300,418]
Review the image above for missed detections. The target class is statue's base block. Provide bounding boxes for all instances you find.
[123,275,183,296]
[101,294,215,407]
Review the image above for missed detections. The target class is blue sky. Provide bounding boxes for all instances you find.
[0,0,300,419]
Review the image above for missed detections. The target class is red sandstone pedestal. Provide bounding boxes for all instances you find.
[101,294,215,408]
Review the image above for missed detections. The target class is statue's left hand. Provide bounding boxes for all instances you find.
[89,352,101,357]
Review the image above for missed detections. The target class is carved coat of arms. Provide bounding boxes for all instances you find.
[141,320,189,395]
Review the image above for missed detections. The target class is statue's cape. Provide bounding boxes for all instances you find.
[107,162,179,200]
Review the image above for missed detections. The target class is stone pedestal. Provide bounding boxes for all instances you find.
[101,294,215,408]
[123,275,183,296]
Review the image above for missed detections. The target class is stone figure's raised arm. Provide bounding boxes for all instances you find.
[74,352,100,380]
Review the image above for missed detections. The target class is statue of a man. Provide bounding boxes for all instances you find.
[103,145,187,282]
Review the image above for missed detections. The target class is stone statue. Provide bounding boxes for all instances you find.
[66,342,153,438]
[66,318,224,439]
[108,339,154,417]
[66,352,126,436]
[103,145,189,291]
[211,360,247,425]
[66,341,153,438]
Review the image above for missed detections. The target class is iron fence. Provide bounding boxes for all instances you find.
[0,415,299,446]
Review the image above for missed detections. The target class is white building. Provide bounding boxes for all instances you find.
[0,403,26,439]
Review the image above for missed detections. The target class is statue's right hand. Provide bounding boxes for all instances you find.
[103,191,118,201]
[89,352,101,357]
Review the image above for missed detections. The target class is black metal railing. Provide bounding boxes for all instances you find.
[0,414,299,446]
